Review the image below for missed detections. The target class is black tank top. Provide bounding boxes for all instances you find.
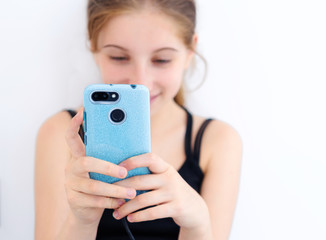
[66,108,213,240]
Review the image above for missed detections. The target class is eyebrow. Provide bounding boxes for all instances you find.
[102,44,178,53]
[154,47,178,53]
[102,44,127,51]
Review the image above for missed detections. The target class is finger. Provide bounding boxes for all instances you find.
[68,191,125,209]
[70,176,136,200]
[113,174,163,191]
[74,156,128,179]
[119,153,169,174]
[127,203,172,223]
[65,108,85,158]
[112,190,171,220]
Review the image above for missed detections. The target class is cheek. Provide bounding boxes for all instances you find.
[157,65,184,97]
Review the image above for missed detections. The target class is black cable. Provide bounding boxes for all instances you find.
[122,217,136,240]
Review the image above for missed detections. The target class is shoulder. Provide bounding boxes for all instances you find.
[37,110,74,142]
[203,118,242,149]
[36,110,76,159]
[192,115,242,174]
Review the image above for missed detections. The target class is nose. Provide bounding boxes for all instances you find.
[130,62,153,90]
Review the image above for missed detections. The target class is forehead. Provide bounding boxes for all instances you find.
[97,11,185,51]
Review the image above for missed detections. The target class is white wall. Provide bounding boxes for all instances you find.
[0,0,325,239]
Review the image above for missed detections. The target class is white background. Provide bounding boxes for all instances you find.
[0,0,325,239]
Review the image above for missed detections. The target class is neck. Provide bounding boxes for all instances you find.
[150,100,186,137]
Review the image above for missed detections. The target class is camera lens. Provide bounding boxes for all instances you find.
[102,92,108,100]
[110,109,125,123]
[91,92,109,101]
[92,92,99,101]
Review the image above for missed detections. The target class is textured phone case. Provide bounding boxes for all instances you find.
[84,84,151,194]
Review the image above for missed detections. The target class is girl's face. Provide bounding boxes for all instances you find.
[93,10,195,114]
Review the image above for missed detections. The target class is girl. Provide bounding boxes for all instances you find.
[35,0,242,239]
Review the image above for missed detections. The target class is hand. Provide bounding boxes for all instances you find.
[64,108,137,226]
[112,153,210,230]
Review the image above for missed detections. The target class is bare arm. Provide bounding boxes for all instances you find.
[34,109,134,240]
[200,121,242,240]
[34,112,75,239]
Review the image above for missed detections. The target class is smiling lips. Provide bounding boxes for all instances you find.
[150,93,160,103]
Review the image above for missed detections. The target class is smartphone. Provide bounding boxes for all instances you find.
[83,84,151,191]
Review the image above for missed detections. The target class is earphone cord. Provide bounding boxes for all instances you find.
[122,217,136,240]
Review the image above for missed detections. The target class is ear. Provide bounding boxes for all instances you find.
[185,34,198,69]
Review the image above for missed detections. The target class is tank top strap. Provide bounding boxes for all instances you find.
[65,109,85,142]
[193,118,213,163]
[182,107,193,158]
[66,109,77,118]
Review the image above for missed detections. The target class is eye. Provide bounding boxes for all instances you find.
[110,56,129,61]
[153,59,171,64]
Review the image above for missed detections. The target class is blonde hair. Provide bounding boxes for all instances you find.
[87,0,197,106]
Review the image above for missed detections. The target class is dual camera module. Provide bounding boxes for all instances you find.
[91,91,125,124]
[91,91,119,102]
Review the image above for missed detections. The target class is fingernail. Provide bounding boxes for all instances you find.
[113,210,119,219]
[118,199,125,206]
[127,215,133,222]
[127,189,135,198]
[119,168,127,178]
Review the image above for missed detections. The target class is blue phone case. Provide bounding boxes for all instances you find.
[83,84,151,192]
